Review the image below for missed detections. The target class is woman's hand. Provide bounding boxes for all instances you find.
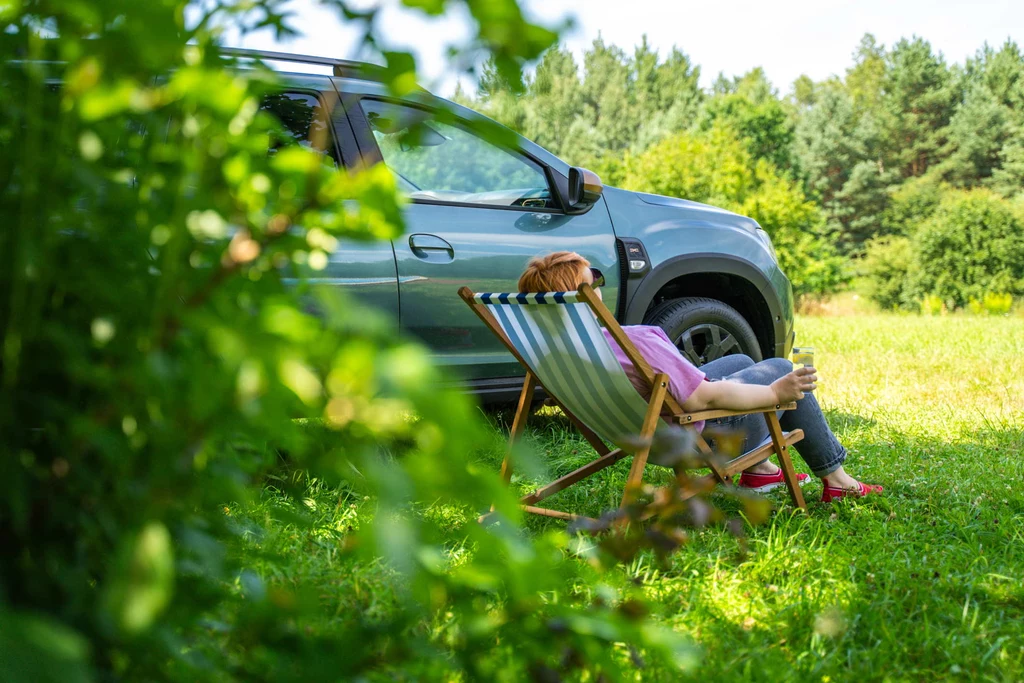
[770,366,818,403]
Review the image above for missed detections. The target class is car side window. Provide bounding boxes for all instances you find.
[360,99,556,210]
[261,92,339,167]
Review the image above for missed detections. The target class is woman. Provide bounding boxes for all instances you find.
[518,251,882,502]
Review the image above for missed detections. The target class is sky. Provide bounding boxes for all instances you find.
[226,0,1024,96]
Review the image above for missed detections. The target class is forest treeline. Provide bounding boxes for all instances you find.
[458,35,1024,307]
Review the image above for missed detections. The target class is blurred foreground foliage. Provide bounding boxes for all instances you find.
[0,1,720,680]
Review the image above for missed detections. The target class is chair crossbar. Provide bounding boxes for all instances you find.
[720,429,804,479]
[674,402,798,424]
[473,291,582,305]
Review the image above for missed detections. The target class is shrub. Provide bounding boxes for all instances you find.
[1,4,739,681]
[910,189,1024,309]
[920,294,946,315]
[967,292,1014,315]
[881,175,946,236]
[860,236,915,310]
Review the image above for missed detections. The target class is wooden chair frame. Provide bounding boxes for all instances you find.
[458,283,806,524]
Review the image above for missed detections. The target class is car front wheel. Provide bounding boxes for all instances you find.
[643,297,762,367]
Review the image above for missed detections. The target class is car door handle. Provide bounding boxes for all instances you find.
[409,233,454,258]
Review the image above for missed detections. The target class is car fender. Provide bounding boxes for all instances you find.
[623,253,790,356]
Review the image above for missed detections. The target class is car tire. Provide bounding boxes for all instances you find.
[643,297,762,367]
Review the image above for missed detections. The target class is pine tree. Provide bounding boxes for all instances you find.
[880,37,957,178]
[846,34,886,113]
[579,37,636,154]
[794,87,893,253]
[940,83,1012,186]
[521,46,583,156]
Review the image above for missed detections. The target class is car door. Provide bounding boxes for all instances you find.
[261,86,399,321]
[346,96,620,381]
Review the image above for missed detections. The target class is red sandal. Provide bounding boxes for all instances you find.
[821,478,884,503]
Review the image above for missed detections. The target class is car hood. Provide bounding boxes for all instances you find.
[634,191,750,221]
[601,186,763,236]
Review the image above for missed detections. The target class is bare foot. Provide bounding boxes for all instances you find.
[744,461,781,476]
[821,465,862,491]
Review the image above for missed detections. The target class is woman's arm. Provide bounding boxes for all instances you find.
[680,366,818,413]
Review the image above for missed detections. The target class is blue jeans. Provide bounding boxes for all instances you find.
[699,355,847,477]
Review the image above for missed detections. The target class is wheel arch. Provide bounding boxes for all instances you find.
[623,254,785,360]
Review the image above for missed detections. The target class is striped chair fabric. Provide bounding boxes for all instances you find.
[475,290,672,450]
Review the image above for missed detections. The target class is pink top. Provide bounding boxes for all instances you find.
[601,325,708,432]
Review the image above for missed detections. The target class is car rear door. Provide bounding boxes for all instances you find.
[261,81,399,321]
[343,95,620,381]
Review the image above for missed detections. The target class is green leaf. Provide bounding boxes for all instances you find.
[402,0,446,14]
[76,79,139,121]
[0,610,91,683]
[102,522,175,635]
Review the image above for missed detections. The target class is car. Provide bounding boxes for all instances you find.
[230,48,796,404]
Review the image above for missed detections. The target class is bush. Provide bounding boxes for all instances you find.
[920,293,946,315]
[881,175,946,236]
[1,4,744,681]
[910,189,1024,309]
[967,292,1014,315]
[862,190,1024,313]
[860,236,915,310]
[622,127,846,296]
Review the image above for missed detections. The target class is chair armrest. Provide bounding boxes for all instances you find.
[670,402,798,425]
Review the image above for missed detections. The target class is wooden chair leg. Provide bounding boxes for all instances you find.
[620,373,669,509]
[483,373,536,520]
[765,411,807,511]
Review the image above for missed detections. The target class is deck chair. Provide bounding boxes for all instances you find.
[458,283,807,524]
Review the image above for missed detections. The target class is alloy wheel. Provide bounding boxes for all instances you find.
[675,322,741,366]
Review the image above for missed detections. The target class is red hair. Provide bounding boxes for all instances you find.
[518,251,590,293]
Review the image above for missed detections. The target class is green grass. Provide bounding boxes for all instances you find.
[239,314,1024,681]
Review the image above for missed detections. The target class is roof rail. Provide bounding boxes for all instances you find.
[219,47,382,80]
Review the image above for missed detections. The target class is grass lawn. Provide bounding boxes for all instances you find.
[242,314,1024,681]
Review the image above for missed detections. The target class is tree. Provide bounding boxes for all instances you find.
[699,68,795,172]
[962,40,1024,197]
[622,127,845,295]
[631,40,703,153]
[939,83,1012,186]
[967,39,1024,116]
[861,236,916,309]
[469,37,703,179]
[791,74,818,109]
[521,45,583,156]
[880,37,957,178]
[793,87,894,253]
[580,37,636,154]
[478,56,526,98]
[653,46,703,113]
[881,175,946,235]
[990,135,1024,199]
[846,33,887,113]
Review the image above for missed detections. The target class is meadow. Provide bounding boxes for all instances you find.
[242,314,1024,681]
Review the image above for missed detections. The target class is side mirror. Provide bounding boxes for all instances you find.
[567,166,603,212]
